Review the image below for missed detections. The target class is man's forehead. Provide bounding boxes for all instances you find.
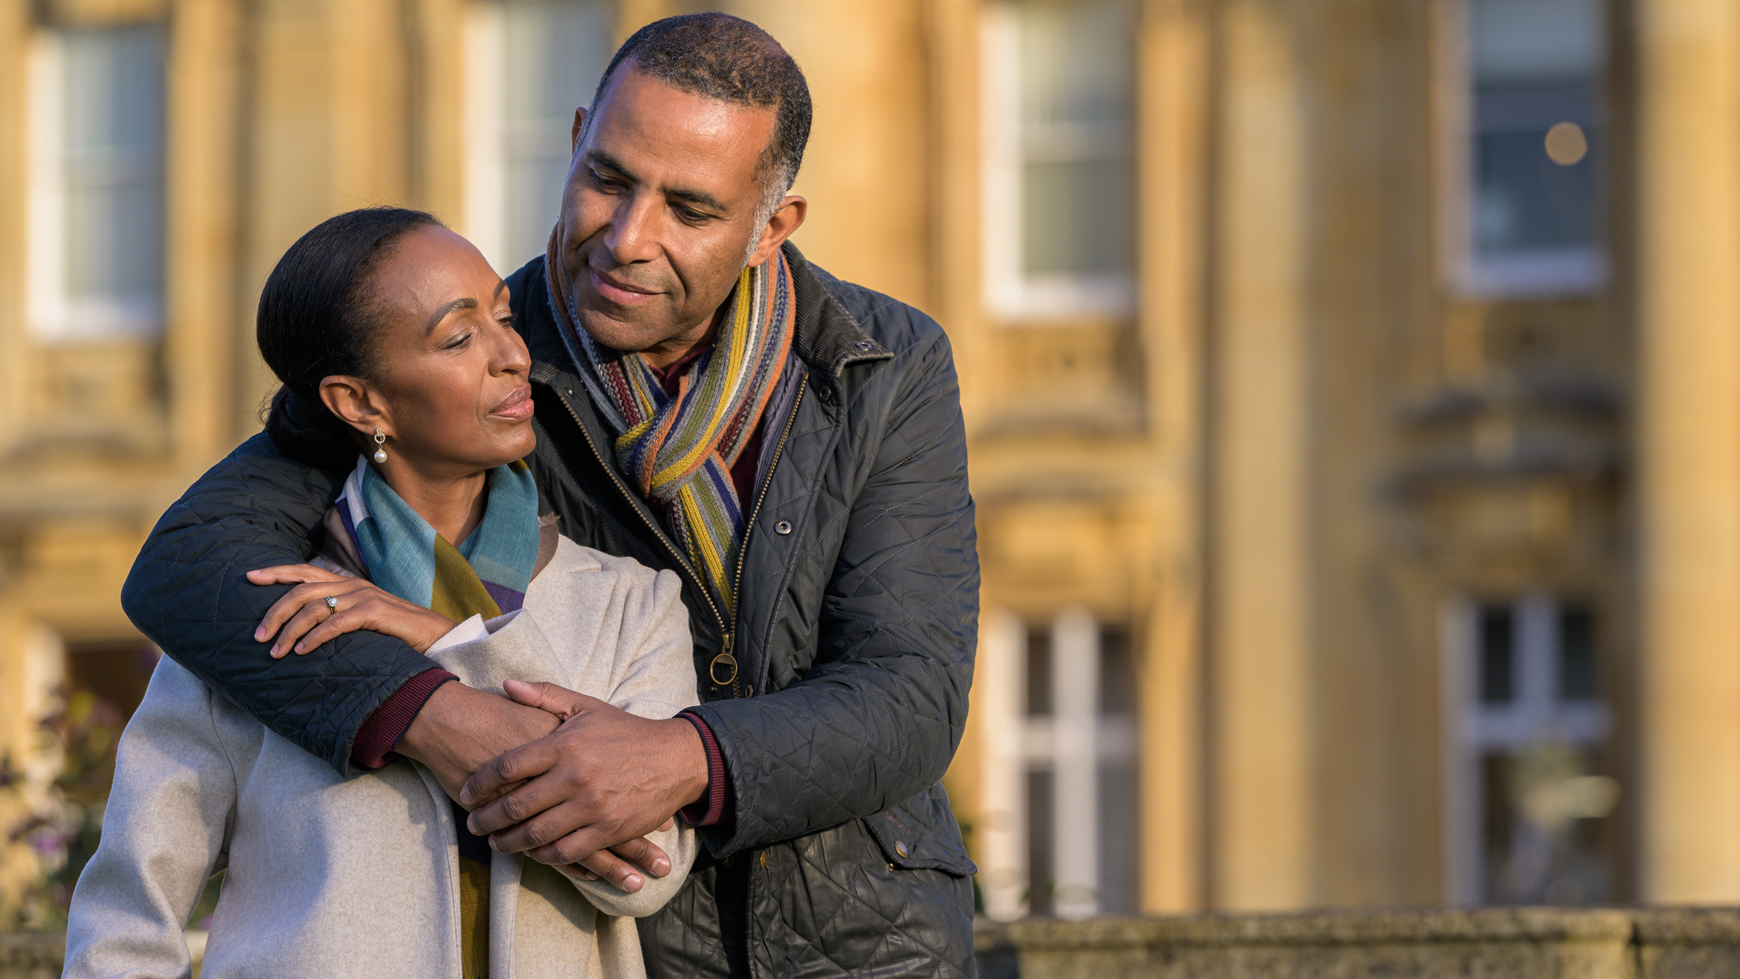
[586,67,776,187]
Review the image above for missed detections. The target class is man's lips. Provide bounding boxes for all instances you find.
[490,385,534,421]
[589,267,661,306]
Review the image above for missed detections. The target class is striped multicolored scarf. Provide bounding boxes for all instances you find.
[545,230,794,616]
[335,455,542,621]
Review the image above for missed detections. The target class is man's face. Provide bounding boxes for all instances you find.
[556,66,778,358]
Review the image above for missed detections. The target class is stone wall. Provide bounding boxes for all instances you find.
[974,908,1740,979]
[9,908,1740,978]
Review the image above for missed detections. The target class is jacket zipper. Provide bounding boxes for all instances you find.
[723,375,808,697]
[552,388,729,643]
[552,374,809,700]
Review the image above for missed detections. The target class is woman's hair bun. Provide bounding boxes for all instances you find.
[257,206,443,469]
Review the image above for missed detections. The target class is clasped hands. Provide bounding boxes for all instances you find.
[248,564,710,894]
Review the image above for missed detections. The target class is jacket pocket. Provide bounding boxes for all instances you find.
[863,784,978,877]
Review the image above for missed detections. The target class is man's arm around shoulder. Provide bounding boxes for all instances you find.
[122,433,433,775]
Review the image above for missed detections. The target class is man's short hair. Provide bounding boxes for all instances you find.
[588,13,812,209]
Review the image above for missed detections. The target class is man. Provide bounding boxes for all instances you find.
[122,12,978,979]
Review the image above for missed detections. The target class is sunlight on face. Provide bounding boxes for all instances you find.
[557,66,779,358]
[355,226,538,479]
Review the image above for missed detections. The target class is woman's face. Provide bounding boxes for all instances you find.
[337,225,536,478]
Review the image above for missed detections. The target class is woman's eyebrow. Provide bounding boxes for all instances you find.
[424,297,478,334]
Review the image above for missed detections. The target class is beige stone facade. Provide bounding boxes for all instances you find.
[0,0,1736,925]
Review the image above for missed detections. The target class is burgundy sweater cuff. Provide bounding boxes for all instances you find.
[351,668,459,769]
[678,711,730,827]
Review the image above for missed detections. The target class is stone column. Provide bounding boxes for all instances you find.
[1208,0,1314,911]
[977,609,1030,921]
[1635,0,1740,903]
[1136,0,1211,915]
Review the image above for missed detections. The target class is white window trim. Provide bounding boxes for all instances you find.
[979,3,1136,325]
[979,607,1138,920]
[26,29,165,343]
[1441,594,1613,906]
[1433,0,1608,301]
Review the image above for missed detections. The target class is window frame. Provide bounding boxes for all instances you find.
[25,23,168,343]
[979,607,1140,920]
[1441,593,1615,906]
[462,0,614,277]
[1434,0,1609,300]
[979,0,1138,325]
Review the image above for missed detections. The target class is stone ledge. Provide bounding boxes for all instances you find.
[976,908,1740,979]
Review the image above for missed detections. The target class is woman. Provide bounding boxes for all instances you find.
[61,207,697,979]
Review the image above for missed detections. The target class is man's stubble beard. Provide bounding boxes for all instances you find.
[568,229,761,355]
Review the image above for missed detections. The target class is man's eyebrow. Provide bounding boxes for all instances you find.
[585,149,729,213]
[425,297,478,335]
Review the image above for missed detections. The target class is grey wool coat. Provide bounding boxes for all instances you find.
[64,537,699,979]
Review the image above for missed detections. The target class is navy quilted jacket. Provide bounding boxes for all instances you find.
[121,243,980,979]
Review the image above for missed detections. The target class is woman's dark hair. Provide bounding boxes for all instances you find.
[258,207,443,469]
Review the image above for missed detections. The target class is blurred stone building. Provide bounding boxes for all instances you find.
[1,0,1737,923]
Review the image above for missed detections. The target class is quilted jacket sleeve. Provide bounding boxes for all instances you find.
[688,329,978,855]
[121,434,434,776]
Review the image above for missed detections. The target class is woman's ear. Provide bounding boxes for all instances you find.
[319,376,389,437]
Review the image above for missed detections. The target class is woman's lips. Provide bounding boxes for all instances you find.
[590,267,660,306]
[490,385,534,421]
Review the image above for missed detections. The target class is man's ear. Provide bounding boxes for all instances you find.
[747,196,808,268]
[571,107,588,153]
[319,375,389,437]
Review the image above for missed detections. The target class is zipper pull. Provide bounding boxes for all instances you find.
[709,632,740,691]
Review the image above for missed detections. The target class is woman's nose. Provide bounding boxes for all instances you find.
[493,324,531,374]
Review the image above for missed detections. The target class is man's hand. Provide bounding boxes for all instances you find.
[395,682,558,801]
[461,679,710,870]
[396,680,679,892]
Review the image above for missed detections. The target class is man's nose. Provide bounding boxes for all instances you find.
[604,193,662,265]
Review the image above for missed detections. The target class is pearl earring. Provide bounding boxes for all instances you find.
[372,428,388,464]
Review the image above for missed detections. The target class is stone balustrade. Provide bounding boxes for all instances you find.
[8,908,1740,978]
[974,908,1740,979]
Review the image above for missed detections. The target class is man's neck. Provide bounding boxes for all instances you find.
[637,299,731,370]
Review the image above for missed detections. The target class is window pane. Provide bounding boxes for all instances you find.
[1468,0,1602,258]
[1025,768,1055,915]
[1096,759,1139,914]
[1558,606,1598,701]
[1478,604,1515,704]
[1015,0,1134,279]
[60,26,165,307]
[1025,625,1053,717]
[1097,623,1136,716]
[1022,157,1134,276]
[499,2,612,266]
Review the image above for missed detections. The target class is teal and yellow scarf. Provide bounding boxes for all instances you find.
[335,455,541,622]
[333,455,541,979]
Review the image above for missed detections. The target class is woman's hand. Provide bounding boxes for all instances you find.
[246,564,457,658]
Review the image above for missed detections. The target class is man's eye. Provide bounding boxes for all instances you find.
[590,169,623,191]
[676,206,709,223]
